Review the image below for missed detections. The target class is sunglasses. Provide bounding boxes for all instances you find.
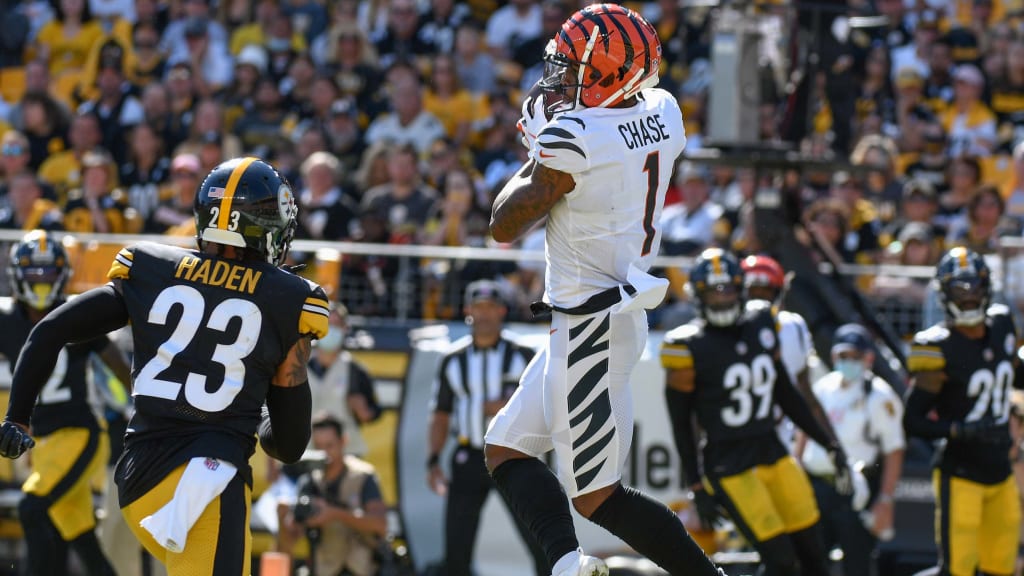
[1,144,25,157]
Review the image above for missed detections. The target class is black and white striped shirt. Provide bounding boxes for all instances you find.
[431,333,535,448]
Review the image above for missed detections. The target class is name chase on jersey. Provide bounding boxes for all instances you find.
[617,114,672,150]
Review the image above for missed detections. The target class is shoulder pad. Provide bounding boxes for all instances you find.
[742,301,776,328]
[661,321,702,370]
[909,324,949,373]
[447,334,474,355]
[532,115,590,174]
[913,323,951,346]
[664,321,703,345]
[988,303,1013,321]
[107,245,136,281]
[298,282,330,339]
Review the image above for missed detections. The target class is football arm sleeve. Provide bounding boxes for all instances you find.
[665,386,702,486]
[6,284,129,426]
[259,382,312,464]
[903,384,953,439]
[774,362,836,451]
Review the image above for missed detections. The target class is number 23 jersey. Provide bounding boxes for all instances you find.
[107,242,329,504]
[908,304,1018,484]
[661,304,788,478]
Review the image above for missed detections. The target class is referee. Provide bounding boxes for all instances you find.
[427,280,548,576]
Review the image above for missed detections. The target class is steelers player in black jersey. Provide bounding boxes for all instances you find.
[661,248,850,576]
[0,157,329,576]
[904,247,1022,576]
[0,230,129,576]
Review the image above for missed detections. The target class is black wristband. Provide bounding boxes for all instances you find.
[427,453,440,468]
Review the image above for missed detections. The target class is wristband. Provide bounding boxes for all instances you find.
[427,453,440,468]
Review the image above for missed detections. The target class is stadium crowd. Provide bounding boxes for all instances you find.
[4,0,1024,574]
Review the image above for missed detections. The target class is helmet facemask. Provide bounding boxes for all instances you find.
[700,282,742,327]
[539,40,584,116]
[942,277,989,326]
[8,234,70,311]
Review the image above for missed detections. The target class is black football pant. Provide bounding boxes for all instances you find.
[445,446,548,576]
[809,475,877,576]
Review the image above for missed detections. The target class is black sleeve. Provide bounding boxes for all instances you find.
[84,334,112,355]
[6,285,129,426]
[774,360,834,450]
[903,385,954,439]
[665,386,702,486]
[360,473,383,505]
[259,382,312,464]
[433,356,455,414]
[346,361,382,422]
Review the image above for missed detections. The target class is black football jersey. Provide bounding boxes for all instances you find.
[908,304,1019,484]
[0,302,106,436]
[661,303,788,477]
[108,242,329,505]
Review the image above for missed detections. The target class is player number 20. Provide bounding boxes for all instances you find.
[965,360,1014,423]
[134,285,261,412]
[721,354,776,427]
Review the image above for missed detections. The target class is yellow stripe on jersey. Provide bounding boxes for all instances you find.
[908,345,946,372]
[106,247,134,280]
[661,343,694,369]
[299,296,329,338]
[217,157,257,230]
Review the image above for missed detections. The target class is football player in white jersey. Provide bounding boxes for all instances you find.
[741,255,838,450]
[483,5,723,576]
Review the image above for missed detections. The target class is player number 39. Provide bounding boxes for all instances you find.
[721,354,777,427]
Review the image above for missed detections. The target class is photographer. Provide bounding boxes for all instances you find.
[280,413,388,576]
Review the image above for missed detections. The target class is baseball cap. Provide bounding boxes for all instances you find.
[895,67,924,89]
[98,41,124,72]
[676,160,710,183]
[235,44,268,74]
[464,280,505,307]
[81,149,114,169]
[184,17,209,38]
[897,222,933,245]
[330,98,357,118]
[902,178,936,201]
[953,63,985,87]
[171,153,200,174]
[831,324,873,355]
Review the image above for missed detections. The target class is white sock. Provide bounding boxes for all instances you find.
[551,548,581,575]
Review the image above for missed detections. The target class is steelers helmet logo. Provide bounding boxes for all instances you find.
[278,184,297,221]
[759,328,776,350]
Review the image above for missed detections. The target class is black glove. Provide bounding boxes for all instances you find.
[691,485,721,531]
[0,421,33,459]
[828,446,853,497]
[953,420,1009,444]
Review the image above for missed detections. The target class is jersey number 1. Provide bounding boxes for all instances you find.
[641,151,659,256]
[134,285,262,412]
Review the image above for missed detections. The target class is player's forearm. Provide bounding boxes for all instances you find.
[428,412,449,460]
[8,285,129,425]
[903,386,954,439]
[491,160,545,243]
[260,383,312,463]
[775,367,834,450]
[796,369,839,446]
[665,386,702,485]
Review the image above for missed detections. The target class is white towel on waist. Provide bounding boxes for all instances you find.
[139,457,237,553]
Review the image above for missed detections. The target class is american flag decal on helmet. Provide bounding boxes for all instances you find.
[208,186,227,199]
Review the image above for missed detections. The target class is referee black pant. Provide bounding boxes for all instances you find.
[809,475,878,576]
[445,445,548,576]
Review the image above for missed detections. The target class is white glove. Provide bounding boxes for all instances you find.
[518,84,550,151]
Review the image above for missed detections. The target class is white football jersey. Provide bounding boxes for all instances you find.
[532,88,687,308]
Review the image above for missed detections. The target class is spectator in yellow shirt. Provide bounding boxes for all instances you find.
[62,149,139,233]
[230,0,307,55]
[0,172,64,231]
[34,0,105,76]
[942,64,997,156]
[37,112,102,206]
[423,54,491,149]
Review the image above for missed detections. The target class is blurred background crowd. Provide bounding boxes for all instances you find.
[2,0,1024,333]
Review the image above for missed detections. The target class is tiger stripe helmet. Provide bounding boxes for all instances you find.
[539,3,662,114]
